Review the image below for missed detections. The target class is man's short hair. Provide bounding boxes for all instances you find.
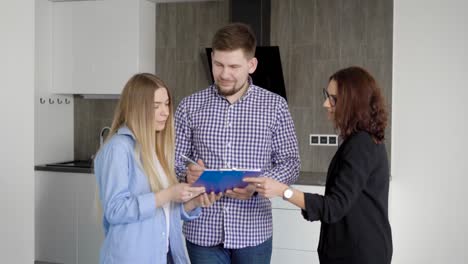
[212,23,256,59]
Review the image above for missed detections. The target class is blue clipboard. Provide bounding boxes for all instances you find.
[192,169,262,193]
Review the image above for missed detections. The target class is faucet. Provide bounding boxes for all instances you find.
[100,126,111,147]
[90,126,111,164]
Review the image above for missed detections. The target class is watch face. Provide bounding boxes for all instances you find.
[284,188,293,199]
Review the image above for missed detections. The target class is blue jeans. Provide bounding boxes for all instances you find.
[186,237,272,264]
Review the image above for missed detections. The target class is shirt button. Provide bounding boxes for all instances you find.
[226,142,231,148]
[226,162,231,168]
[162,232,165,236]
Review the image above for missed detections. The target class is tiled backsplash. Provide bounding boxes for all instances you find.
[74,96,117,160]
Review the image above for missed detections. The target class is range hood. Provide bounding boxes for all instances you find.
[214,0,286,100]
[229,0,270,46]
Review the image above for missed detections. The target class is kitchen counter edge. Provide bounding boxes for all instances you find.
[34,166,326,186]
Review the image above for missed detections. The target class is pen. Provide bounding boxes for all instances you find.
[180,154,205,169]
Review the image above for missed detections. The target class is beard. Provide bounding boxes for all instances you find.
[216,80,247,97]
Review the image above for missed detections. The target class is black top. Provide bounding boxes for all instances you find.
[302,131,392,264]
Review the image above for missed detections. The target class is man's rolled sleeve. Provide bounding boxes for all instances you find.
[265,100,300,185]
[175,99,193,182]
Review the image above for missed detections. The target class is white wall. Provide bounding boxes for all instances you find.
[392,0,468,263]
[0,0,35,263]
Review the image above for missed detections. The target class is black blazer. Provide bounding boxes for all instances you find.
[302,131,392,264]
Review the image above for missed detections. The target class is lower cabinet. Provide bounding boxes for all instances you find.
[35,171,103,264]
[272,248,320,264]
[75,172,104,264]
[271,185,325,264]
[35,173,323,264]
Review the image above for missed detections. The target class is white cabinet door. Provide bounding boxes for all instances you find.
[75,173,104,264]
[52,1,97,94]
[271,185,325,263]
[91,0,138,96]
[272,248,319,264]
[35,171,77,264]
[36,171,104,264]
[272,209,321,251]
[51,0,155,95]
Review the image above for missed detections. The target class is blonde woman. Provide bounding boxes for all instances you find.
[94,73,221,264]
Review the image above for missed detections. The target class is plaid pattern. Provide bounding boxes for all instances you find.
[175,80,300,249]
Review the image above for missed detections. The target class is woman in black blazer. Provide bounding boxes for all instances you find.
[245,66,393,264]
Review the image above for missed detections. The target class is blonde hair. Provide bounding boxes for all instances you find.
[107,73,178,192]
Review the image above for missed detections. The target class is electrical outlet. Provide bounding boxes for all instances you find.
[310,134,319,145]
[320,136,328,144]
[310,134,339,146]
[328,135,338,146]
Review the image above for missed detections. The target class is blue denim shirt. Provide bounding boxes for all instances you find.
[94,126,201,264]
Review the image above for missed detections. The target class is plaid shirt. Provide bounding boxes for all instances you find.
[175,80,300,249]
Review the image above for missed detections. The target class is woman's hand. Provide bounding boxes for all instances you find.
[243,177,288,198]
[170,183,205,203]
[184,191,223,212]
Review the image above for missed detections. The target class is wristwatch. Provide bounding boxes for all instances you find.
[282,187,294,200]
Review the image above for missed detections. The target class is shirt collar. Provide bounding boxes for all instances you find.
[117,125,136,140]
[210,76,256,102]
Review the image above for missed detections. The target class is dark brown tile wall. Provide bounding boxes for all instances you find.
[155,0,229,107]
[271,0,393,171]
[74,96,117,160]
[75,0,393,172]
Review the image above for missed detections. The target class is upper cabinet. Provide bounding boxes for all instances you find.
[51,0,155,94]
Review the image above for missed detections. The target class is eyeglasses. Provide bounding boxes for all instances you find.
[322,88,337,107]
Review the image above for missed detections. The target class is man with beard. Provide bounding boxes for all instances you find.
[174,23,300,264]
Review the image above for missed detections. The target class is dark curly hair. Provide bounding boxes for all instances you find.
[330,66,388,143]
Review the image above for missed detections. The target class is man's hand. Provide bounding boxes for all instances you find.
[186,159,205,184]
[225,183,257,200]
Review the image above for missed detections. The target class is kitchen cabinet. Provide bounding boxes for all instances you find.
[35,171,103,264]
[51,0,155,94]
[271,185,325,264]
[272,249,319,264]
[35,171,76,264]
[75,172,104,264]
